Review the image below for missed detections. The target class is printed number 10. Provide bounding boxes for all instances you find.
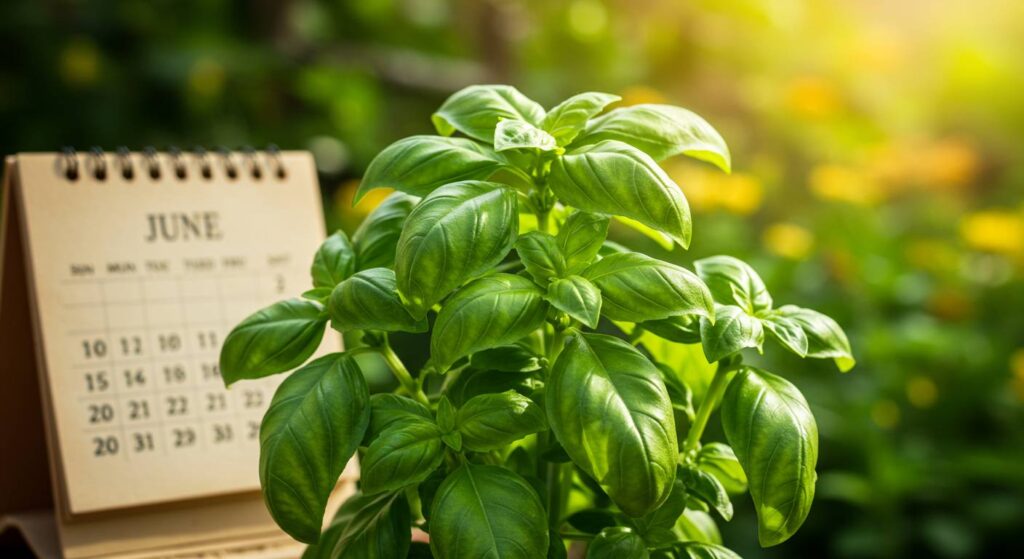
[82,339,107,359]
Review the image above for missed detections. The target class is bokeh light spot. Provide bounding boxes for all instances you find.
[906,376,939,408]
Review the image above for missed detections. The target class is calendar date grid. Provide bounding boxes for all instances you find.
[60,261,297,462]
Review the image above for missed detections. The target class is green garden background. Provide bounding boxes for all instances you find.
[2,0,1023,556]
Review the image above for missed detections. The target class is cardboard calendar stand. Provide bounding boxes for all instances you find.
[0,151,357,558]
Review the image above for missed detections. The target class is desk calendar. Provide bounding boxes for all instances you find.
[0,149,353,558]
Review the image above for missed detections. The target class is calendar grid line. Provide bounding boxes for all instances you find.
[138,276,169,456]
[97,284,130,462]
[217,273,245,445]
[57,267,304,285]
[66,322,225,337]
[60,295,273,308]
[176,276,207,452]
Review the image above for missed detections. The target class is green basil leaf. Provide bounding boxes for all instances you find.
[573,104,731,171]
[614,216,674,251]
[550,140,692,248]
[541,91,621,146]
[352,191,419,271]
[642,314,702,344]
[395,181,519,319]
[494,119,558,152]
[311,230,356,289]
[632,477,686,546]
[699,304,764,363]
[300,491,409,559]
[583,253,714,323]
[259,353,369,543]
[658,363,696,449]
[773,305,855,372]
[697,443,748,494]
[441,430,463,451]
[762,313,809,357]
[331,492,411,559]
[557,210,610,274]
[600,239,630,256]
[431,274,548,371]
[361,421,445,495]
[674,509,722,545]
[586,527,649,559]
[681,465,733,521]
[430,464,549,558]
[677,542,742,559]
[694,255,772,313]
[547,275,602,328]
[436,395,456,433]
[722,368,819,547]
[356,136,505,203]
[299,522,342,559]
[456,390,547,451]
[470,345,542,373]
[432,84,546,142]
[445,368,535,407]
[328,268,427,333]
[417,468,447,522]
[301,287,333,303]
[516,231,567,283]
[220,299,327,385]
[364,393,432,443]
[548,333,677,517]
[638,335,717,403]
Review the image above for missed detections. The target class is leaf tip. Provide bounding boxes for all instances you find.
[431,113,454,136]
[836,355,856,373]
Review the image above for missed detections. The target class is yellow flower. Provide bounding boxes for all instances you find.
[667,162,716,212]
[59,38,100,87]
[763,223,814,261]
[785,76,843,119]
[809,164,885,206]
[667,162,762,215]
[918,138,980,190]
[905,376,939,409]
[959,210,1024,255]
[848,28,907,74]
[716,174,763,216]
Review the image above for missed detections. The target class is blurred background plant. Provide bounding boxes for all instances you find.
[2,0,1023,557]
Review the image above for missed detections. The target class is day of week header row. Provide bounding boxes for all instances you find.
[68,253,293,278]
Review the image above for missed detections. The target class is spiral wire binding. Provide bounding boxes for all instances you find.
[117,146,134,180]
[61,147,79,181]
[194,146,213,179]
[58,146,289,182]
[89,146,108,180]
[168,146,187,179]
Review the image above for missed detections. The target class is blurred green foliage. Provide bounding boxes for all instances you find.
[3,0,1023,557]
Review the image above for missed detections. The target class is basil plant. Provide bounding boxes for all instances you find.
[220,85,855,559]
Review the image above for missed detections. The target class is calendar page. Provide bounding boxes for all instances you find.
[12,151,340,516]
